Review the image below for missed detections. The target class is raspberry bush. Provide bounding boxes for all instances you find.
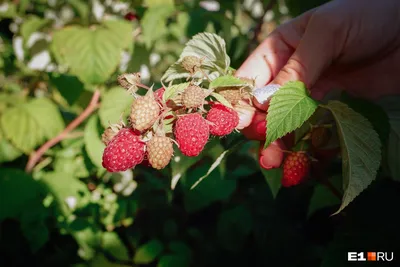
[0,1,399,267]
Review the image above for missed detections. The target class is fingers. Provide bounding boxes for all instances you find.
[241,111,267,141]
[258,139,285,170]
[270,11,344,88]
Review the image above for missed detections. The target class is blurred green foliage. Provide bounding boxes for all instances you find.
[0,0,399,267]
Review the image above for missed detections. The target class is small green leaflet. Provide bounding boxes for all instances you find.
[209,75,247,89]
[163,82,190,101]
[98,87,132,127]
[265,81,318,147]
[134,239,164,264]
[323,101,381,214]
[162,33,230,83]
[210,92,233,109]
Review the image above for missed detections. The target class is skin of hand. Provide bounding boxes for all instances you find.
[236,0,400,169]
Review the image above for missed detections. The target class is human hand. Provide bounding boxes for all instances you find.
[236,0,400,169]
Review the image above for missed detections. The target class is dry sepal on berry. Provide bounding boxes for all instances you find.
[130,90,160,131]
[102,121,125,145]
[174,113,209,156]
[182,85,205,109]
[216,87,251,105]
[117,72,141,95]
[147,135,174,169]
[102,128,146,172]
[281,152,310,187]
[207,103,239,136]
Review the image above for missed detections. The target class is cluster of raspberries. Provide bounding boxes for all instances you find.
[101,57,249,173]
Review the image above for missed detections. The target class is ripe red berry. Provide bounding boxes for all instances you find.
[124,12,138,21]
[102,128,145,172]
[207,103,239,136]
[174,113,209,156]
[282,152,310,187]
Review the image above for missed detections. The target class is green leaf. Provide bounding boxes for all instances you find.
[190,141,243,189]
[266,81,318,147]
[341,92,390,145]
[51,20,132,84]
[163,82,189,101]
[162,33,230,83]
[141,5,175,49]
[84,115,106,168]
[20,16,50,46]
[99,87,132,127]
[308,177,342,217]
[28,98,65,139]
[261,168,282,198]
[217,205,253,251]
[145,0,174,7]
[323,101,381,214]
[209,92,233,109]
[50,73,85,106]
[0,98,64,153]
[133,239,164,264]
[69,0,90,22]
[376,96,400,180]
[157,255,189,267]
[40,171,90,215]
[101,232,130,261]
[183,165,236,213]
[170,147,201,190]
[0,128,22,163]
[209,75,247,89]
[180,32,230,72]
[0,168,44,221]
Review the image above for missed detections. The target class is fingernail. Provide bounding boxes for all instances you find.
[253,84,280,104]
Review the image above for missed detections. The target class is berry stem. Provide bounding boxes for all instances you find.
[25,90,101,173]
[137,82,151,90]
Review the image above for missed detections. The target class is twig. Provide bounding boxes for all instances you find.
[25,90,101,173]
[321,178,342,200]
[248,0,278,52]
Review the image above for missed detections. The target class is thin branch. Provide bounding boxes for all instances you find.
[25,90,101,173]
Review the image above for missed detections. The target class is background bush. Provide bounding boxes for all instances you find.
[0,0,399,266]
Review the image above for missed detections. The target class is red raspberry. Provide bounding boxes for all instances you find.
[282,152,310,187]
[124,12,138,21]
[174,113,209,156]
[206,104,239,136]
[102,128,145,172]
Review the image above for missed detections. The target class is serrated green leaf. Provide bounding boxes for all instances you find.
[20,16,50,46]
[0,98,64,153]
[51,20,132,84]
[180,32,230,72]
[141,5,175,49]
[323,101,381,214]
[162,33,230,83]
[84,115,106,168]
[261,168,282,198]
[209,75,247,89]
[209,92,233,109]
[163,82,189,101]
[266,81,318,147]
[133,239,164,264]
[99,87,132,127]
